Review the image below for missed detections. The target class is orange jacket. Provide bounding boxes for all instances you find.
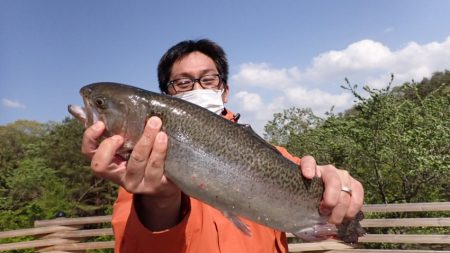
[111,109,301,253]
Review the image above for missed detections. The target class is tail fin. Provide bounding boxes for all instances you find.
[293,211,366,244]
[336,211,366,244]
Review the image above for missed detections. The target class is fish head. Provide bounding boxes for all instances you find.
[68,82,149,159]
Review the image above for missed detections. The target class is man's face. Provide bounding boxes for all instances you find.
[167,51,229,103]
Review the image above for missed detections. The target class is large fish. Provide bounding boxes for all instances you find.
[68,82,365,243]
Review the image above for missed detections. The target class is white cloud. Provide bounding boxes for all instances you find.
[302,39,393,84]
[283,87,352,113]
[231,91,287,134]
[314,39,392,70]
[234,91,264,113]
[2,98,26,109]
[232,63,301,89]
[305,37,450,88]
[230,88,352,135]
[230,37,450,135]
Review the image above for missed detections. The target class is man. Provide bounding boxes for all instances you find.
[82,39,364,252]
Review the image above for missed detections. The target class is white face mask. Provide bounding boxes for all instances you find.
[174,89,225,115]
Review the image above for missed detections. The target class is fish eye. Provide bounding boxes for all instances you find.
[94,97,106,108]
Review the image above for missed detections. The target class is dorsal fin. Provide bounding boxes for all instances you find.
[237,123,282,156]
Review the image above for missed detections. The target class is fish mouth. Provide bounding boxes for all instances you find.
[68,88,99,128]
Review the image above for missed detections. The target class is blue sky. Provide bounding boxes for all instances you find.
[1,0,449,134]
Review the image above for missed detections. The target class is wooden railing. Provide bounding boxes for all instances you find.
[1,202,449,252]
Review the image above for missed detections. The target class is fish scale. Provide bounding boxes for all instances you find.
[68,82,365,243]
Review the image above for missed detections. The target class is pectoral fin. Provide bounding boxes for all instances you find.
[223,211,252,236]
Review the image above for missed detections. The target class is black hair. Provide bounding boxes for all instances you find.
[157,39,229,93]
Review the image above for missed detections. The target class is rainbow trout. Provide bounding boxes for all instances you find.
[68,82,364,243]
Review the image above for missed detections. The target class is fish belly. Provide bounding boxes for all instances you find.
[164,135,322,233]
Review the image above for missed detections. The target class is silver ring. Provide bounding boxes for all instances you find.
[341,186,353,196]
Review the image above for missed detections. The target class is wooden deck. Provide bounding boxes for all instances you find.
[1,202,449,252]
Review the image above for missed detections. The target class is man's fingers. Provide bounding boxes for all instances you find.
[346,178,364,218]
[125,117,162,188]
[91,135,124,180]
[327,169,352,224]
[319,165,341,217]
[328,192,351,224]
[145,132,168,186]
[81,121,105,157]
[300,155,317,179]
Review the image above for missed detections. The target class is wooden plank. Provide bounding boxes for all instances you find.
[360,217,450,227]
[288,218,450,237]
[0,238,76,251]
[288,233,450,244]
[288,240,353,252]
[34,216,112,227]
[359,234,450,244]
[43,251,74,253]
[0,226,77,239]
[363,202,450,213]
[39,241,114,251]
[30,203,449,228]
[327,250,450,253]
[42,228,113,239]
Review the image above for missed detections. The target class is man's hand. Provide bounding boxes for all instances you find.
[82,117,182,231]
[299,156,364,224]
[82,116,180,197]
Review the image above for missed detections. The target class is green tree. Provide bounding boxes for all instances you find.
[340,79,449,204]
[264,107,322,146]
[0,118,117,232]
[1,156,73,229]
[265,71,450,204]
[0,120,47,189]
[36,118,117,216]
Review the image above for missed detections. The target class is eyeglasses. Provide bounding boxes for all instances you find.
[168,74,222,93]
